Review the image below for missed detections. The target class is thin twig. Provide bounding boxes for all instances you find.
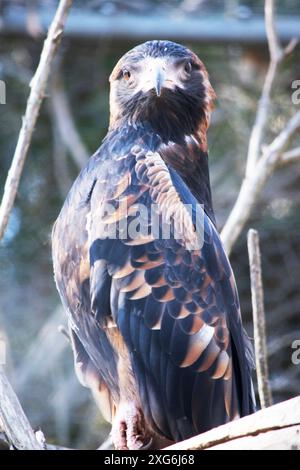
[50,71,89,169]
[49,103,73,197]
[13,307,68,390]
[0,0,73,241]
[58,324,71,343]
[268,330,300,357]
[247,229,272,409]
[280,146,300,165]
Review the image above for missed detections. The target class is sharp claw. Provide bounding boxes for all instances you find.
[112,403,152,450]
[138,437,153,450]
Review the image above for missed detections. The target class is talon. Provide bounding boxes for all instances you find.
[111,403,152,450]
[139,437,153,450]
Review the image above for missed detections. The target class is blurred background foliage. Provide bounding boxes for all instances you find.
[0,0,300,449]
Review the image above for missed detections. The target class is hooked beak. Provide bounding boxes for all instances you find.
[138,58,172,97]
[154,71,163,97]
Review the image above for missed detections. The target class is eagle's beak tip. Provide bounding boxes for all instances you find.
[155,73,163,97]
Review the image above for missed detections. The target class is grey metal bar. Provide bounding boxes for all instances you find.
[1,7,300,43]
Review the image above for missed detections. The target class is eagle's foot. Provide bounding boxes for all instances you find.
[111,402,152,450]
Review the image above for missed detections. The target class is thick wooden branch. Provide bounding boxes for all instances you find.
[165,395,300,450]
[207,425,300,450]
[0,367,43,450]
[0,0,72,241]
[247,229,272,408]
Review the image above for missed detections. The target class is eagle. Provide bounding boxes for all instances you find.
[52,40,255,450]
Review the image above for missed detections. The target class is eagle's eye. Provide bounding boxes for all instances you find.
[122,69,131,81]
[184,61,193,74]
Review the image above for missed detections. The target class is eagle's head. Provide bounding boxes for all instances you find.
[109,40,215,144]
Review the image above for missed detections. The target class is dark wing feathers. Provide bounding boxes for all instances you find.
[84,144,254,440]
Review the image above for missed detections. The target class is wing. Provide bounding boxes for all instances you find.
[88,144,255,441]
[52,153,122,410]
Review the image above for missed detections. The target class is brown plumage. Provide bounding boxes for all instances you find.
[52,40,255,450]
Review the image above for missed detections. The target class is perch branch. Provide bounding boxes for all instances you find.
[0,367,43,449]
[207,425,300,450]
[247,229,272,408]
[165,395,300,450]
[0,0,72,241]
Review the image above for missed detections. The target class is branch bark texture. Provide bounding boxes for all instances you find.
[0,0,72,240]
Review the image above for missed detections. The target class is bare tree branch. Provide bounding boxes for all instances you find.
[265,0,283,62]
[245,0,283,177]
[221,0,299,255]
[245,0,297,178]
[13,308,68,390]
[165,395,300,450]
[0,367,43,449]
[206,425,300,450]
[49,104,73,197]
[247,229,272,409]
[0,0,72,449]
[0,0,72,241]
[221,111,300,255]
[280,146,300,165]
[58,324,71,343]
[50,72,89,170]
[268,330,300,357]
[246,0,297,176]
